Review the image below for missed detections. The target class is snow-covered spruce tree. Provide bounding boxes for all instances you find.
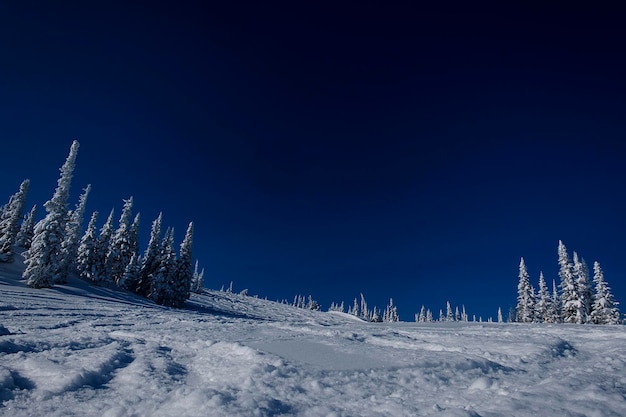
[550,279,561,323]
[558,241,580,324]
[349,298,359,316]
[129,213,140,258]
[307,295,320,311]
[58,184,91,281]
[383,298,400,322]
[92,209,115,285]
[24,141,79,288]
[590,261,620,325]
[191,260,205,294]
[426,309,433,322]
[461,305,468,322]
[149,227,177,306]
[118,252,141,290]
[371,306,381,322]
[105,197,135,285]
[535,271,552,323]
[497,307,503,323]
[359,293,370,321]
[136,213,162,297]
[418,305,426,322]
[446,301,453,322]
[0,179,30,261]
[15,204,37,249]
[169,222,194,308]
[516,257,535,323]
[76,211,99,282]
[572,252,593,323]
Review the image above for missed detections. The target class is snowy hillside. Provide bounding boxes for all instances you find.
[2,261,626,416]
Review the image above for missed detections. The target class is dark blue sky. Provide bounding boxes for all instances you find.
[2,2,625,320]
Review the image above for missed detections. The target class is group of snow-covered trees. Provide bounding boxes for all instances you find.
[326,294,400,323]
[516,240,620,325]
[0,141,204,308]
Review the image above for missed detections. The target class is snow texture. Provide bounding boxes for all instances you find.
[2,258,626,416]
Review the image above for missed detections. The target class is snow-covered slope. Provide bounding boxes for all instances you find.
[2,261,626,416]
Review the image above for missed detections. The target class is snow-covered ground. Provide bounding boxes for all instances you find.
[2,260,626,416]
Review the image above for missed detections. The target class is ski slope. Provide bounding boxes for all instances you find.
[2,259,626,416]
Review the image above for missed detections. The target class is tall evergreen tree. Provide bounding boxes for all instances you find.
[349,298,359,316]
[383,298,400,322]
[106,197,135,285]
[0,179,30,260]
[93,209,114,285]
[418,305,426,322]
[170,222,194,307]
[516,257,535,322]
[129,213,140,260]
[359,293,370,321]
[497,307,503,323]
[549,279,561,323]
[15,204,37,249]
[590,261,620,325]
[572,252,593,323]
[136,213,162,296]
[191,260,205,294]
[558,240,579,324]
[58,184,91,281]
[446,301,454,322]
[535,271,552,323]
[24,141,79,288]
[76,211,99,282]
[119,252,141,291]
[426,309,433,322]
[149,227,177,306]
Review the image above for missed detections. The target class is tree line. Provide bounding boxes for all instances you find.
[0,141,205,308]
[516,240,620,325]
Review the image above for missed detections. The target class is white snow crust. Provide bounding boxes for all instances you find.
[2,259,626,416]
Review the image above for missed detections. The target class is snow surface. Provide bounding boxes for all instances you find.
[2,260,626,416]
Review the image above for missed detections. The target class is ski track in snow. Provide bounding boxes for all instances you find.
[2,261,626,416]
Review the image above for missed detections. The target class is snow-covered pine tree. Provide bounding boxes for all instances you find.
[418,305,426,322]
[129,213,140,258]
[93,209,114,285]
[439,309,444,322]
[136,213,163,297]
[572,252,593,323]
[550,279,561,323]
[169,222,194,308]
[446,301,453,322]
[590,261,620,325]
[105,197,135,286]
[15,204,37,249]
[558,241,580,323]
[0,179,30,261]
[349,298,359,316]
[359,293,369,321]
[461,305,468,322]
[191,260,205,294]
[383,298,399,322]
[76,212,99,282]
[371,306,381,322]
[58,184,91,281]
[307,295,320,311]
[118,252,141,291]
[24,141,79,288]
[497,307,503,323]
[426,309,433,322]
[455,306,460,321]
[148,227,177,306]
[535,271,552,323]
[516,257,535,323]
